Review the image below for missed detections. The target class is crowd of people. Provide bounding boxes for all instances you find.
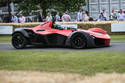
[0,8,125,23]
[98,9,125,21]
[38,11,71,22]
[0,13,26,23]
[77,8,125,22]
[38,10,92,22]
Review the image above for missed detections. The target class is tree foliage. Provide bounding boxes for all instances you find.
[0,0,21,3]
[17,0,39,15]
[0,0,86,16]
[53,0,86,12]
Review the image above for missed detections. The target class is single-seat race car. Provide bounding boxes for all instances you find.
[12,21,110,49]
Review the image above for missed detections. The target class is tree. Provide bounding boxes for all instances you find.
[53,0,86,12]
[0,0,22,16]
[17,0,38,16]
[17,0,86,16]
[0,0,86,16]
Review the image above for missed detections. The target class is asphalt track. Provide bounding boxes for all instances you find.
[0,42,125,52]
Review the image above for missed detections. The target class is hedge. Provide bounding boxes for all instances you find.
[0,21,125,35]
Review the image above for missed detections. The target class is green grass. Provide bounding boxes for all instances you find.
[110,35,125,42]
[0,35,125,43]
[0,50,125,75]
[0,36,11,43]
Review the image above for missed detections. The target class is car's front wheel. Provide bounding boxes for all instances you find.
[70,33,86,49]
[12,33,27,49]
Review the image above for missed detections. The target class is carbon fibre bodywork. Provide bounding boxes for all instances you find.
[12,21,110,49]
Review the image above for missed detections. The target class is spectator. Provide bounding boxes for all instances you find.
[46,12,52,21]
[109,8,117,20]
[55,12,61,22]
[3,14,11,23]
[27,17,32,22]
[72,16,77,22]
[83,11,90,22]
[11,14,18,23]
[38,11,43,22]
[89,16,94,21]
[123,11,125,21]
[102,10,107,20]
[98,12,106,21]
[77,9,83,21]
[0,16,2,23]
[61,12,71,22]
[117,9,125,21]
[117,9,124,21]
[19,14,26,23]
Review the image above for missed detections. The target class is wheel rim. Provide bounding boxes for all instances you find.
[12,33,25,48]
[71,34,86,48]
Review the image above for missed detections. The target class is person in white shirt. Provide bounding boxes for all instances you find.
[46,12,52,21]
[83,11,89,22]
[77,9,83,21]
[19,14,25,23]
[109,9,117,21]
[117,9,124,21]
[72,16,77,22]
[61,12,71,22]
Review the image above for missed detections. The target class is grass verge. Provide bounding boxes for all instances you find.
[110,35,125,42]
[0,36,11,43]
[0,50,125,75]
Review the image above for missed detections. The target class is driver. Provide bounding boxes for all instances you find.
[52,21,63,29]
[51,20,56,28]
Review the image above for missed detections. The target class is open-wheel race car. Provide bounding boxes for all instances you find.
[12,21,110,49]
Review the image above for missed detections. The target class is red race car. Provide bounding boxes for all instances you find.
[12,21,110,49]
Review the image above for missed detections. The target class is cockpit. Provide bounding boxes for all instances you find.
[52,23,65,30]
[52,21,77,30]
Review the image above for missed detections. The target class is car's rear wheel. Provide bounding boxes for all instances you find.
[70,33,86,49]
[12,33,27,49]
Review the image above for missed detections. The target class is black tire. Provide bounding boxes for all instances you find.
[70,33,86,49]
[12,33,27,49]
